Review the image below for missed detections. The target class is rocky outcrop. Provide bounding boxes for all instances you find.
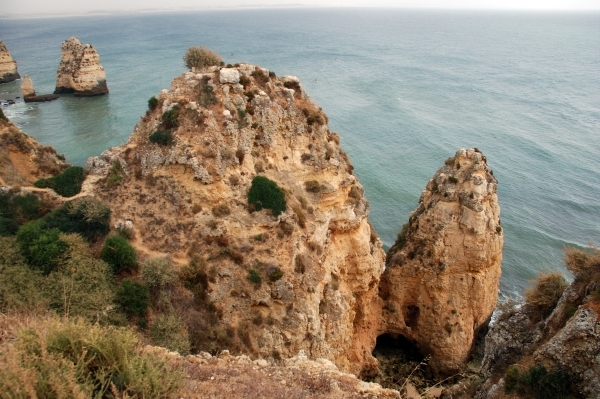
[380,148,503,374]
[21,75,59,103]
[0,41,20,83]
[54,37,108,96]
[85,64,385,375]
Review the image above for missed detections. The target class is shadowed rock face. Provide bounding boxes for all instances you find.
[379,148,503,374]
[54,37,108,96]
[0,41,20,83]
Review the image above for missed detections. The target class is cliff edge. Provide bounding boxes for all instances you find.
[85,63,384,375]
[54,37,108,96]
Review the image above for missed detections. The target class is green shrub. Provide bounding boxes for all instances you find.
[16,220,67,275]
[247,269,261,285]
[148,96,159,110]
[0,237,46,312]
[0,107,7,121]
[0,192,46,225]
[46,234,115,321]
[183,46,222,70]
[525,271,568,318]
[34,166,85,197]
[161,105,180,130]
[43,196,110,241]
[106,161,123,185]
[200,84,217,106]
[141,257,177,290]
[101,234,138,274]
[212,204,231,217]
[267,266,283,282]
[0,217,19,236]
[510,363,572,399]
[0,318,182,398]
[149,129,174,146]
[269,71,276,78]
[116,279,150,318]
[150,313,191,355]
[248,176,287,217]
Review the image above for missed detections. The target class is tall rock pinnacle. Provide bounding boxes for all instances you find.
[54,37,108,96]
[379,148,503,374]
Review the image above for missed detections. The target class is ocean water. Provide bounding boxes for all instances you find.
[1,8,599,297]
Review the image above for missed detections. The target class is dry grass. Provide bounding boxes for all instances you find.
[524,272,568,318]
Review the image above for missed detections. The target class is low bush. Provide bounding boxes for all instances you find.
[524,271,568,318]
[43,196,110,241]
[505,363,571,399]
[150,313,191,355]
[141,257,177,291]
[0,107,7,121]
[248,176,286,217]
[148,96,159,110]
[34,166,85,197]
[115,279,150,319]
[16,220,67,275]
[0,318,182,398]
[247,269,261,285]
[212,204,231,217]
[149,129,174,146]
[199,84,217,106]
[304,180,321,193]
[183,45,222,70]
[0,217,19,236]
[267,266,283,282]
[0,192,46,225]
[161,105,180,130]
[565,246,600,289]
[101,234,138,274]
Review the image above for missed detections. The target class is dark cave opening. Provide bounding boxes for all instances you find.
[364,333,434,390]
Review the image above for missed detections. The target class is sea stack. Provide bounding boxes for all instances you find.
[0,41,20,83]
[54,37,108,96]
[379,148,503,374]
[21,75,59,103]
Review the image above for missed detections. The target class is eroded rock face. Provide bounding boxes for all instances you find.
[0,41,20,83]
[54,37,108,96]
[21,75,35,97]
[86,64,385,375]
[380,148,503,374]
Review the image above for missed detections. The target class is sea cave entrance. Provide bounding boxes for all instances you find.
[364,333,433,391]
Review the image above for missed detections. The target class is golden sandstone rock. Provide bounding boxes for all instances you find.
[54,37,108,96]
[0,41,20,83]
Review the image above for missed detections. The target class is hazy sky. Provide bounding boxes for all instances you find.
[1,0,599,15]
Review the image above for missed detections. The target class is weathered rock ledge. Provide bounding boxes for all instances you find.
[54,37,108,96]
[0,41,20,83]
[21,75,59,103]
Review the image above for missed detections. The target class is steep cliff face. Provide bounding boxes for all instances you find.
[0,116,68,186]
[54,37,108,96]
[0,41,20,84]
[85,64,385,374]
[380,148,503,374]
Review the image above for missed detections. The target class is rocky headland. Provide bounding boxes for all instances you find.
[0,41,20,84]
[54,37,108,96]
[21,75,59,103]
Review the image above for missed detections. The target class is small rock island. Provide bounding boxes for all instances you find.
[54,37,108,96]
[0,41,20,83]
[21,75,59,102]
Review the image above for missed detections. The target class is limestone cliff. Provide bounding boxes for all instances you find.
[54,37,108,96]
[380,148,503,374]
[85,64,385,375]
[0,41,20,84]
[0,114,68,186]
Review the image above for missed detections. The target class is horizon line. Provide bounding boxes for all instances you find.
[2,4,599,20]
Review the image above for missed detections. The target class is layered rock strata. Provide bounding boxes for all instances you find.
[379,148,503,374]
[21,75,59,103]
[86,64,384,375]
[0,41,20,83]
[54,37,108,96]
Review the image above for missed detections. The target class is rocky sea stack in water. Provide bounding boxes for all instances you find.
[21,75,59,102]
[380,148,503,374]
[0,41,20,83]
[54,37,108,96]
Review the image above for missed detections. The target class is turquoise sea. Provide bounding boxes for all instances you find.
[1,8,599,297]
